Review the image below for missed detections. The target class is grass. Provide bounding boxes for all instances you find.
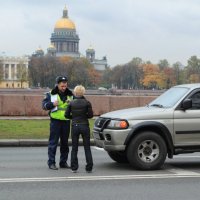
[0,119,95,139]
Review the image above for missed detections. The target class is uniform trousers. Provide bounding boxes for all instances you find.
[48,119,70,166]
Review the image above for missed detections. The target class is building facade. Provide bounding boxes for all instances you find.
[86,46,107,71]
[0,56,29,88]
[33,6,108,71]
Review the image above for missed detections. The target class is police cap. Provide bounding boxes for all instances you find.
[56,76,68,84]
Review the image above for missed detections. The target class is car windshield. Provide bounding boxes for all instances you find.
[149,87,189,108]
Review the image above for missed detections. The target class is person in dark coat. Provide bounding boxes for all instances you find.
[42,76,73,170]
[65,85,93,173]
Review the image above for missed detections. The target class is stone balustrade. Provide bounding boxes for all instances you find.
[0,95,156,116]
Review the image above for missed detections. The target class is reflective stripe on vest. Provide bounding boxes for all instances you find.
[50,94,72,120]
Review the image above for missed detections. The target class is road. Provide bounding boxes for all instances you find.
[1,147,200,200]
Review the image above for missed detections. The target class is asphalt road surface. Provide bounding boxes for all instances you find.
[1,147,200,200]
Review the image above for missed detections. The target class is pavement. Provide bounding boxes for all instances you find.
[0,116,95,147]
[0,139,95,147]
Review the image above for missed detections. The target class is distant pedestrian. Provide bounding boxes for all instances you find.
[65,85,93,173]
[42,76,73,170]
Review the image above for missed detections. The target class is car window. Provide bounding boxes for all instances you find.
[190,92,200,109]
[149,87,189,108]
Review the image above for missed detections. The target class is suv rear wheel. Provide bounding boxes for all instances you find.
[107,151,128,163]
[127,131,167,170]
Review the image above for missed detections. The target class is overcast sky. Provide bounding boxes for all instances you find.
[1,0,200,67]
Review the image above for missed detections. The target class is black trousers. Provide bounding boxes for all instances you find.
[48,119,70,166]
[71,124,93,171]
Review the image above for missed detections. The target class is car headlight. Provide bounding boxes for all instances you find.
[106,119,129,129]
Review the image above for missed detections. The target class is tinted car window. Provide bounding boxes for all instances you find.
[191,92,200,109]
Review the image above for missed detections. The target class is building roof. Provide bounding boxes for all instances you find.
[54,6,76,30]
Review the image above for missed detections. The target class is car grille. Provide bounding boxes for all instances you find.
[94,117,110,129]
[93,117,111,140]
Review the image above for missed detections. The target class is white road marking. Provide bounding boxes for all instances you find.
[0,173,200,183]
[167,168,199,175]
[92,148,200,157]
[173,155,200,158]
[92,147,105,151]
[1,150,199,184]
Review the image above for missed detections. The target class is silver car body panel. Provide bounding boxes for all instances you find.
[93,84,200,153]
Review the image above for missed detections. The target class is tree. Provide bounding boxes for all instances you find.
[109,65,124,89]
[0,59,4,82]
[172,62,185,85]
[130,57,143,66]
[65,58,91,87]
[101,67,112,88]
[88,68,101,87]
[163,67,176,88]
[186,56,200,83]
[29,56,70,88]
[158,59,169,70]
[128,57,143,89]
[29,56,99,88]
[141,64,166,89]
[108,57,143,89]
[16,61,28,88]
[59,56,72,63]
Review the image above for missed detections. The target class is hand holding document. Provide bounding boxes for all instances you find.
[53,100,58,106]
[51,95,58,112]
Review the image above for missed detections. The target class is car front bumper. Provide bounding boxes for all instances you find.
[93,128,131,151]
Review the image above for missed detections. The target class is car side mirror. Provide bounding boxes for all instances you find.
[182,99,192,110]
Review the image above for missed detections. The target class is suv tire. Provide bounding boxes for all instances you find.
[127,131,167,170]
[107,151,128,163]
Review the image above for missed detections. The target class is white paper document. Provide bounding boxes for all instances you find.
[51,95,58,112]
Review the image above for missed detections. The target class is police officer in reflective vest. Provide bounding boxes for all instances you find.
[42,76,73,170]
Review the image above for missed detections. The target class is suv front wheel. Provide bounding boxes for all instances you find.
[127,131,167,170]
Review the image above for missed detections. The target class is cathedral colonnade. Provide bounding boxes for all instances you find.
[53,41,79,53]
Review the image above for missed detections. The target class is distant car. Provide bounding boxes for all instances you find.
[98,87,107,91]
[93,84,200,170]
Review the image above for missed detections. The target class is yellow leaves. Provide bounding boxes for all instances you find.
[58,56,72,64]
[142,64,159,74]
[88,68,101,86]
[141,64,163,88]
[189,74,200,83]
[141,64,176,89]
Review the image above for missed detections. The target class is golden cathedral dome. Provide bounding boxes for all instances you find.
[36,46,44,52]
[48,43,55,48]
[54,18,76,29]
[54,6,76,30]
[47,43,56,50]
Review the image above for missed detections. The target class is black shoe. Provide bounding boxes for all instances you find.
[59,163,70,169]
[86,169,93,173]
[49,164,58,170]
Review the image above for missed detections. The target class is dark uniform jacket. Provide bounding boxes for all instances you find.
[65,96,93,125]
[42,86,73,112]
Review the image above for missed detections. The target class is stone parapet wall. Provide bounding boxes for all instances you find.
[0,95,156,116]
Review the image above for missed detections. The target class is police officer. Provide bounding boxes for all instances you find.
[42,76,73,170]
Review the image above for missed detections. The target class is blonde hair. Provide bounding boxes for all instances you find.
[74,85,86,96]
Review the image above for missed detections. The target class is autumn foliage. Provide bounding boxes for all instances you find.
[29,56,101,88]
[28,55,200,89]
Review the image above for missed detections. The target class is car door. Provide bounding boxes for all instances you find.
[174,89,200,146]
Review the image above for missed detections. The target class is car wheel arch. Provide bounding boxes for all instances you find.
[124,121,174,158]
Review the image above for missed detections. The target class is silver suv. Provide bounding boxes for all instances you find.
[93,84,200,170]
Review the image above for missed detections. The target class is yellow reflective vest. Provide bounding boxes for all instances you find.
[50,94,73,120]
